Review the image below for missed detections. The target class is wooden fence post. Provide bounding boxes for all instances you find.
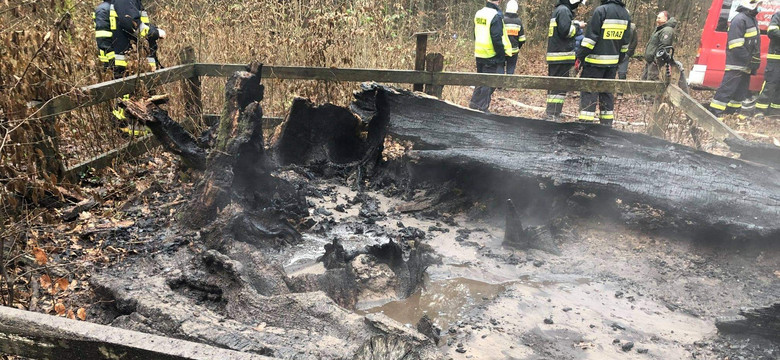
[179,46,202,130]
[413,32,436,92]
[35,111,65,182]
[424,53,444,98]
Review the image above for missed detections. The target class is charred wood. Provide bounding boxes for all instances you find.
[716,303,780,341]
[503,199,559,254]
[346,84,780,243]
[726,137,780,170]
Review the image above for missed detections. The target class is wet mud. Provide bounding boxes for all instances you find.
[92,77,780,359]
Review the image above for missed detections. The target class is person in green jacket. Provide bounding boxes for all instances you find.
[642,11,677,81]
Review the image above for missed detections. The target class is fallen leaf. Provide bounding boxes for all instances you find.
[77,307,87,320]
[67,309,76,320]
[32,247,48,265]
[774,270,780,279]
[78,211,92,220]
[55,278,69,292]
[39,274,52,289]
[54,302,66,315]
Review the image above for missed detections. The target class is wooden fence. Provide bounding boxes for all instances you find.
[37,55,740,182]
[12,43,759,358]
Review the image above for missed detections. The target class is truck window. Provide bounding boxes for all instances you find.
[716,0,734,32]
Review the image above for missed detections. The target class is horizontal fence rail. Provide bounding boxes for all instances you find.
[39,63,666,122]
[195,64,666,95]
[0,306,272,360]
[27,61,742,179]
[38,64,196,119]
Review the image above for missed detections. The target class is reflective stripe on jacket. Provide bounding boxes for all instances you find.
[504,13,525,55]
[766,12,780,62]
[474,2,511,60]
[726,7,761,73]
[94,1,113,62]
[576,0,631,67]
[546,3,577,64]
[111,0,158,40]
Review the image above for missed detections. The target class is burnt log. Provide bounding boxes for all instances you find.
[0,306,270,360]
[726,137,780,170]
[345,84,780,242]
[716,303,780,341]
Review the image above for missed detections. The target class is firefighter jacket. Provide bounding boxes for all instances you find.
[643,18,677,63]
[112,0,159,43]
[93,1,114,64]
[546,1,578,64]
[766,12,780,63]
[726,6,761,73]
[474,2,512,62]
[576,0,631,68]
[504,13,526,55]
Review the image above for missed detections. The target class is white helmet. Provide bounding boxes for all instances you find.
[569,0,587,5]
[740,0,763,10]
[506,0,518,14]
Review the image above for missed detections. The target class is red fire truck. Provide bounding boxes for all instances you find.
[688,0,780,91]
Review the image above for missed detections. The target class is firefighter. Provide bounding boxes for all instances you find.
[642,11,677,82]
[111,0,166,79]
[755,10,780,118]
[469,0,512,113]
[93,0,114,69]
[110,0,166,134]
[504,0,526,75]
[576,0,631,126]
[545,0,586,122]
[708,0,762,119]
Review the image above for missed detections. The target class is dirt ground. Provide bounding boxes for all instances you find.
[298,180,780,359]
[11,82,780,359]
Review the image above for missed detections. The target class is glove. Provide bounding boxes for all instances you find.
[158,28,166,39]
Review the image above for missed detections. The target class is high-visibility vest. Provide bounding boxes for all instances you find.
[474,7,512,58]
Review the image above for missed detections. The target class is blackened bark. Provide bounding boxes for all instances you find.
[349,84,780,243]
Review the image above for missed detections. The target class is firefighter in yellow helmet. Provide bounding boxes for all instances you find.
[469,0,512,113]
[503,0,526,75]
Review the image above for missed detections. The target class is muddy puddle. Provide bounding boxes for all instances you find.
[277,181,778,358]
[359,277,507,330]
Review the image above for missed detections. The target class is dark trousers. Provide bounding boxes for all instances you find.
[579,65,618,125]
[709,70,751,117]
[504,53,518,75]
[546,63,573,116]
[617,57,630,79]
[756,62,780,115]
[641,62,660,81]
[469,58,503,112]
